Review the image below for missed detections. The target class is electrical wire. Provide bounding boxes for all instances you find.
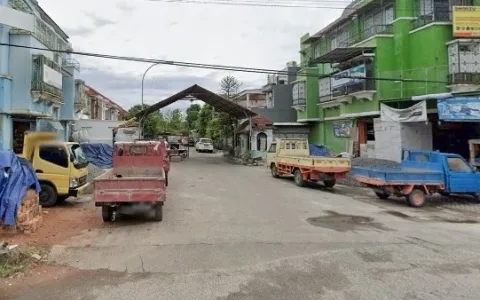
[147,0,454,13]
[0,42,448,84]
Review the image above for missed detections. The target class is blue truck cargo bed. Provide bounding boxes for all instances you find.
[351,166,445,185]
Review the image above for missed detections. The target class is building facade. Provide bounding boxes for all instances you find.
[0,0,79,153]
[74,79,128,121]
[253,61,310,141]
[296,0,480,160]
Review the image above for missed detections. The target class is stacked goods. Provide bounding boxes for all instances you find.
[15,189,43,233]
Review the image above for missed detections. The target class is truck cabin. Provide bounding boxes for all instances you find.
[269,139,309,157]
[402,150,475,173]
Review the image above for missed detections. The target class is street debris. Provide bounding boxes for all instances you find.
[0,242,46,278]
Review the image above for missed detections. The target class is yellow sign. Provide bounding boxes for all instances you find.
[453,6,480,37]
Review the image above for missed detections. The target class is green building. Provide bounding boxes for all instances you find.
[295,0,480,161]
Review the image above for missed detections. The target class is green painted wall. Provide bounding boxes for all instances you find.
[296,0,472,147]
[407,25,452,97]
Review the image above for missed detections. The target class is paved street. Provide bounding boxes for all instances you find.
[9,150,480,300]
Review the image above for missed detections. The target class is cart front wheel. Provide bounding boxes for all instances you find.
[102,206,115,222]
[270,164,279,178]
[407,189,426,208]
[294,169,305,187]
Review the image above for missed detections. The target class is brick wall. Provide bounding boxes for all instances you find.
[15,189,43,233]
[374,119,433,162]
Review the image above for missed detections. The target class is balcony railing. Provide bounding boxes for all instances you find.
[448,62,480,85]
[293,98,306,106]
[340,25,393,48]
[31,55,63,101]
[411,11,451,30]
[319,80,375,102]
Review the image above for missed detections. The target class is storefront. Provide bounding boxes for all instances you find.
[12,118,35,154]
[435,96,480,159]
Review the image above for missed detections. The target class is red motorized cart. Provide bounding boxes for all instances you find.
[92,140,169,222]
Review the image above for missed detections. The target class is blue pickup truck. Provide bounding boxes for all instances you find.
[351,150,480,207]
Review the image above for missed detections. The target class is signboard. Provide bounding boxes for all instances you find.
[331,64,366,89]
[380,101,427,122]
[332,120,353,138]
[43,65,63,89]
[437,97,480,121]
[453,6,480,37]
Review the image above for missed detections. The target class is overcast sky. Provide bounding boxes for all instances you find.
[38,0,345,111]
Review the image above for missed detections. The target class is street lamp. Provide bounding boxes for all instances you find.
[139,62,162,137]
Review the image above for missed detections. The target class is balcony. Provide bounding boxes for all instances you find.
[411,11,451,30]
[319,71,376,109]
[340,25,393,48]
[447,40,480,92]
[31,55,64,105]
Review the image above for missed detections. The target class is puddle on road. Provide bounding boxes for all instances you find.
[306,210,391,232]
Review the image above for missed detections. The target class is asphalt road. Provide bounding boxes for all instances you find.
[10,150,480,299]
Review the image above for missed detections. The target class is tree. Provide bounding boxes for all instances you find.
[196,104,213,138]
[186,104,201,128]
[165,108,187,135]
[128,104,165,137]
[219,75,242,99]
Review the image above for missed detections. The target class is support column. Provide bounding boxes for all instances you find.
[0,0,12,150]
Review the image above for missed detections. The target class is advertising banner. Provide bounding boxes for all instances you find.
[332,120,353,138]
[453,6,480,37]
[331,64,366,89]
[43,64,63,89]
[380,101,427,122]
[437,97,480,121]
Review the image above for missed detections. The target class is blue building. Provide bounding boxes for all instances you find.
[0,0,79,153]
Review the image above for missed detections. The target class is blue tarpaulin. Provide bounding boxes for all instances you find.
[80,143,113,169]
[0,151,41,225]
[309,144,330,157]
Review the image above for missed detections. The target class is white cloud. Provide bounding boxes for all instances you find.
[37,0,344,109]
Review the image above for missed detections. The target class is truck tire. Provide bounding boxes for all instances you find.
[153,204,163,222]
[102,206,115,222]
[293,169,305,187]
[407,189,426,208]
[270,164,279,178]
[323,180,336,188]
[374,190,390,200]
[39,183,57,207]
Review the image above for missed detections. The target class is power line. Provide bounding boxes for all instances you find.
[147,0,454,12]
[0,42,448,84]
[147,0,363,9]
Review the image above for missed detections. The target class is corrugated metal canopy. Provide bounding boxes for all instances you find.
[137,84,257,119]
[313,47,374,64]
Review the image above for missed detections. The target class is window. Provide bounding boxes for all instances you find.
[39,146,68,168]
[268,143,277,153]
[412,153,429,162]
[286,143,291,149]
[447,157,472,172]
[256,132,268,151]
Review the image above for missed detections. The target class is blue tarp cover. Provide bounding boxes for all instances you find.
[0,151,41,225]
[309,144,330,157]
[80,143,113,169]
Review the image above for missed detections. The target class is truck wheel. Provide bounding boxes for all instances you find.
[293,169,305,187]
[270,164,279,178]
[153,205,163,222]
[374,190,390,200]
[102,206,115,222]
[407,189,426,208]
[39,183,57,207]
[323,180,336,188]
[56,195,70,204]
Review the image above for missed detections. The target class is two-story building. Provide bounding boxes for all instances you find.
[296,0,480,161]
[254,61,310,141]
[74,79,128,121]
[0,0,79,153]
